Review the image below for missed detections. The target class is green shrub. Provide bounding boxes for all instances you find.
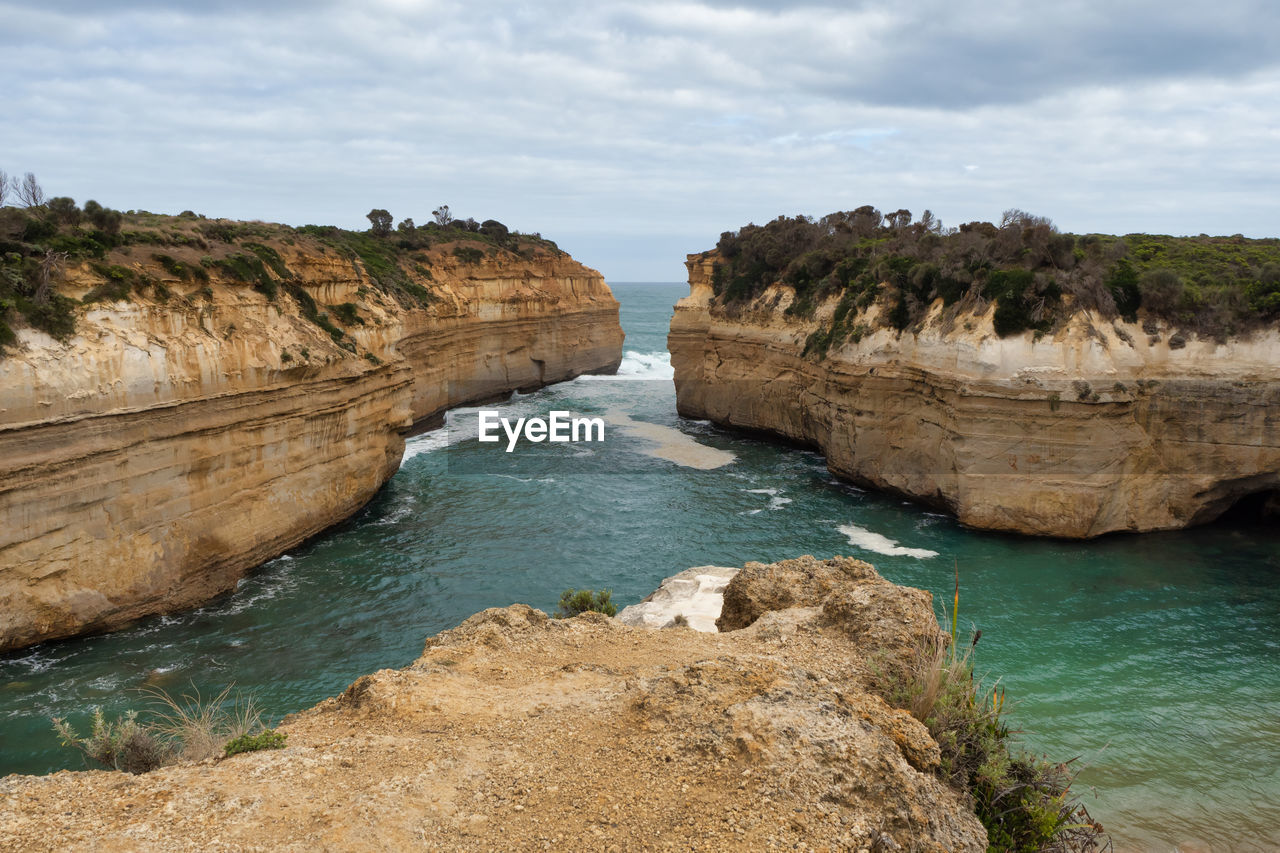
[86,205,122,236]
[983,269,1054,337]
[223,729,286,757]
[872,580,1107,852]
[284,282,344,342]
[1248,264,1280,317]
[216,253,278,299]
[831,289,857,327]
[46,197,82,226]
[21,216,58,243]
[886,289,912,331]
[52,709,171,774]
[452,246,483,265]
[982,268,1035,302]
[907,261,939,298]
[479,219,510,241]
[707,208,1280,338]
[555,588,617,618]
[0,312,18,350]
[992,298,1032,337]
[47,232,107,259]
[20,294,77,340]
[330,302,363,325]
[1105,259,1141,322]
[1139,268,1183,315]
[803,325,834,358]
[401,280,435,306]
[153,253,190,280]
[243,242,290,279]
[197,222,240,243]
[935,271,968,305]
[53,684,278,772]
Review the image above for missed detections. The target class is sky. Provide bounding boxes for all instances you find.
[4,0,1279,281]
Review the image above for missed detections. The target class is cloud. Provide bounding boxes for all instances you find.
[2,0,1278,279]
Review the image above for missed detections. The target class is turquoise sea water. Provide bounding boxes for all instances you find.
[2,283,1277,851]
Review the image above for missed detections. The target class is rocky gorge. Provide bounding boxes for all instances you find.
[669,252,1280,538]
[0,221,623,652]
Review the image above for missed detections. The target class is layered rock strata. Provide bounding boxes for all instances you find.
[0,245,622,651]
[670,254,1280,537]
[0,557,987,852]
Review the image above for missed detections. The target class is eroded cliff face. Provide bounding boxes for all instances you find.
[0,557,987,852]
[0,242,622,651]
[670,254,1280,537]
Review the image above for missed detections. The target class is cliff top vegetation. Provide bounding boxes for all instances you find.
[703,206,1280,351]
[0,171,567,355]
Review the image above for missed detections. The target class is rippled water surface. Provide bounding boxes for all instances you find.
[3,283,1277,851]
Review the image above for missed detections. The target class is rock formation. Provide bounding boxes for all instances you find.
[0,234,622,652]
[0,557,988,852]
[669,253,1280,538]
[615,565,737,631]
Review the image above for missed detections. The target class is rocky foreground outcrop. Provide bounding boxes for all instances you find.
[0,557,987,852]
[0,238,622,651]
[670,254,1280,537]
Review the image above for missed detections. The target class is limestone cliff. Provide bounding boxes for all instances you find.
[670,253,1280,537]
[0,557,988,852]
[0,228,622,652]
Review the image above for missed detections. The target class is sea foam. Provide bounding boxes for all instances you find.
[580,350,674,381]
[401,409,482,461]
[838,523,939,559]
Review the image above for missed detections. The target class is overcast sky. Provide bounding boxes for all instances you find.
[5,0,1278,280]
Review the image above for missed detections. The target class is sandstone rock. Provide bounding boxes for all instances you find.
[0,243,623,652]
[615,565,737,631]
[0,558,986,852]
[669,253,1280,537]
[716,554,877,631]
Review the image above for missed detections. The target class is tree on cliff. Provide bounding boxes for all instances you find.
[46,197,81,226]
[431,205,452,227]
[479,219,509,243]
[366,209,392,237]
[82,200,122,235]
[16,172,45,208]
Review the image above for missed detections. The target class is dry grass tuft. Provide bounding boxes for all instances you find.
[53,682,273,772]
[142,683,265,762]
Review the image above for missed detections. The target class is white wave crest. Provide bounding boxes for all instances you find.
[838,524,939,559]
[745,488,791,511]
[402,412,477,462]
[581,350,674,381]
[371,502,414,527]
